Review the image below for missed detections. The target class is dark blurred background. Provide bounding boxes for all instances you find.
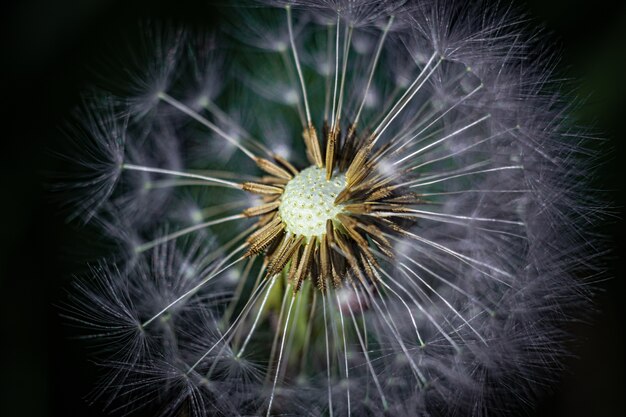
[1,0,624,416]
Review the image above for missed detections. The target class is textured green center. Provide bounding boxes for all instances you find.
[279,166,346,237]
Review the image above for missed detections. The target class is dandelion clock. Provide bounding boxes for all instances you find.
[56,1,605,416]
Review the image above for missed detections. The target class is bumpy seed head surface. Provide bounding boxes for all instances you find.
[279,166,346,237]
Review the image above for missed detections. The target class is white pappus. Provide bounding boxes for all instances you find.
[60,1,600,416]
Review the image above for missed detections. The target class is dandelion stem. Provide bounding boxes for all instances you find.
[391,84,485,158]
[190,274,273,374]
[333,24,353,128]
[142,179,227,189]
[142,249,246,328]
[236,274,278,358]
[398,252,495,316]
[158,92,257,160]
[286,6,313,126]
[383,267,463,347]
[406,128,512,172]
[134,214,246,253]
[330,14,340,127]
[322,295,334,417]
[353,16,394,128]
[346,288,389,411]
[335,291,351,417]
[323,24,334,122]
[399,263,488,345]
[266,290,296,417]
[372,52,440,145]
[223,256,258,325]
[405,165,524,188]
[393,230,513,283]
[418,189,531,196]
[361,270,427,384]
[202,97,273,156]
[203,224,257,267]
[393,113,491,166]
[372,209,524,226]
[122,164,242,189]
[299,289,317,372]
[266,274,291,379]
[370,275,426,347]
[279,49,307,126]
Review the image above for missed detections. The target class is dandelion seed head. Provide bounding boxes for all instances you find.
[279,166,346,237]
[57,0,603,415]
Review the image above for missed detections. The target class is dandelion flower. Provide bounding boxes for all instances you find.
[61,1,598,416]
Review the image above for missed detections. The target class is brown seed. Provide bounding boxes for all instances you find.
[337,214,368,248]
[358,252,376,283]
[325,125,339,180]
[332,231,366,285]
[246,216,282,246]
[319,234,330,292]
[255,157,293,180]
[302,124,323,168]
[343,203,373,214]
[268,235,305,276]
[272,153,299,176]
[287,247,301,283]
[338,123,357,171]
[260,176,289,185]
[383,193,428,204]
[242,201,280,217]
[345,138,374,186]
[347,161,373,190]
[242,182,284,195]
[334,187,353,205]
[293,236,316,292]
[367,185,397,201]
[246,220,285,257]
